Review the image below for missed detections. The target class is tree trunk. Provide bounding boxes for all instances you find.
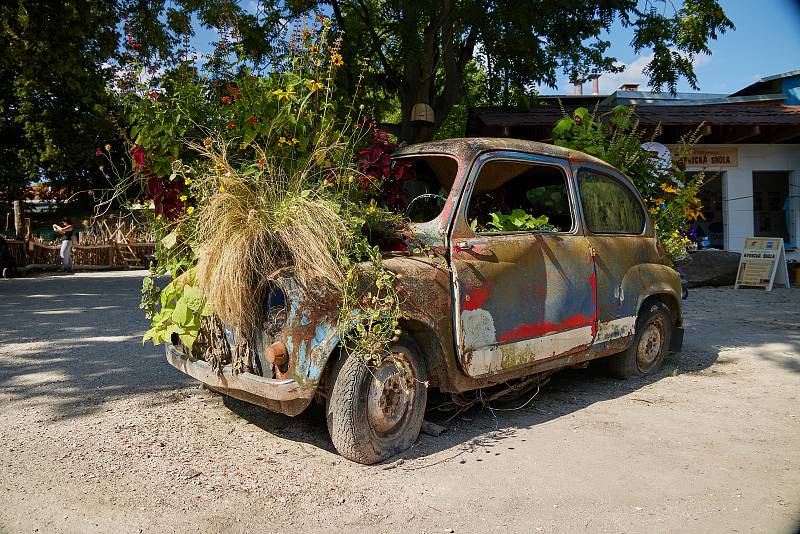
[13,201,23,240]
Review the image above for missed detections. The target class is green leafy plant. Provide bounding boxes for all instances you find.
[143,267,213,349]
[471,209,557,233]
[553,105,704,262]
[125,22,412,370]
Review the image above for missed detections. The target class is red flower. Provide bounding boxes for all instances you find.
[246,116,257,127]
[147,66,157,74]
[226,122,235,130]
[227,85,243,99]
[131,145,145,168]
[95,148,102,157]
[146,177,185,221]
[149,90,158,100]
[221,96,232,104]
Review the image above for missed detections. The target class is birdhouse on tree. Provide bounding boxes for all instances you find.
[411,103,435,126]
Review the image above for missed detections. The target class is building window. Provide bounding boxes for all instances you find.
[577,169,645,234]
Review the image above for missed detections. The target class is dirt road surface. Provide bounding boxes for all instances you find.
[1,271,798,533]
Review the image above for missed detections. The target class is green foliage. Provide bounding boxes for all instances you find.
[276,0,732,141]
[142,267,213,350]
[472,210,557,233]
[0,0,119,203]
[129,24,409,367]
[338,242,403,362]
[552,105,704,262]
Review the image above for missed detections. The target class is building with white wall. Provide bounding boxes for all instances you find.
[467,71,800,260]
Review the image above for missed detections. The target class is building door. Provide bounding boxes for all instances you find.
[753,171,792,245]
[694,171,725,249]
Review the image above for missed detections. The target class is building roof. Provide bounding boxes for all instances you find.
[467,71,800,145]
[731,70,800,97]
[471,102,800,128]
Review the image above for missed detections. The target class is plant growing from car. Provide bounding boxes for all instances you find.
[471,209,558,233]
[552,105,704,262]
[122,20,415,370]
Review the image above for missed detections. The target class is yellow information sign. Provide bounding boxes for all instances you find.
[735,237,790,291]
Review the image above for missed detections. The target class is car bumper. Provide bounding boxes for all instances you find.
[165,344,312,416]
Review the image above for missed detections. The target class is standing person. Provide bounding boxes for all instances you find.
[52,217,74,273]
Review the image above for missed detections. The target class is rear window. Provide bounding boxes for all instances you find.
[396,156,458,223]
[578,169,645,234]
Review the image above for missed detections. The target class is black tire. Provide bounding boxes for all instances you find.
[326,337,428,464]
[607,301,673,379]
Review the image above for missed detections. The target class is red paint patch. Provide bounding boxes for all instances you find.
[588,268,598,336]
[498,313,594,343]
[462,280,493,311]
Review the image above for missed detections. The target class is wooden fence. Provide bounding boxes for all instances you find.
[5,240,155,271]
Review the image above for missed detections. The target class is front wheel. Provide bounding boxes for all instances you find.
[607,301,673,379]
[326,338,427,464]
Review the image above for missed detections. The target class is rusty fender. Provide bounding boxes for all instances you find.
[269,277,341,396]
[267,255,460,399]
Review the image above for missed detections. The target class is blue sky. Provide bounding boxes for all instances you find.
[543,0,800,95]
[192,1,800,96]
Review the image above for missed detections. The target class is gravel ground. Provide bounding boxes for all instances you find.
[1,271,798,533]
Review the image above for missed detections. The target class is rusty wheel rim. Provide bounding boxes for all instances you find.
[636,318,664,372]
[366,356,414,435]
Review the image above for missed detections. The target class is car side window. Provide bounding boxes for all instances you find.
[466,159,573,234]
[578,169,645,234]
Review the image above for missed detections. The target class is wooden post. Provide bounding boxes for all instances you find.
[13,200,22,239]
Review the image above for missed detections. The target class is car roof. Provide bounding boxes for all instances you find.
[392,137,613,169]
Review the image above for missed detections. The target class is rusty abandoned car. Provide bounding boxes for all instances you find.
[166,138,684,464]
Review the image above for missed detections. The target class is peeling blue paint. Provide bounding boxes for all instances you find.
[312,324,333,348]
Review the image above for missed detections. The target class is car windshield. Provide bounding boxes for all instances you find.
[394,155,459,223]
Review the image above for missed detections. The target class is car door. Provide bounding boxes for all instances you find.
[573,165,653,343]
[450,152,597,378]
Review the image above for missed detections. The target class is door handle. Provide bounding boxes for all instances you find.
[455,241,473,250]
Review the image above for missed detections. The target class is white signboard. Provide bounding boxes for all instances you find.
[734,237,790,291]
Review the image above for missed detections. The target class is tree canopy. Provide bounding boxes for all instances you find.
[0,0,734,203]
[119,0,733,142]
[283,0,734,142]
[0,1,119,203]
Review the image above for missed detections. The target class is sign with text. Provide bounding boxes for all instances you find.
[735,237,790,291]
[670,146,739,169]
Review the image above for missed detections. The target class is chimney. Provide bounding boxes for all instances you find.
[619,82,640,92]
[571,77,586,95]
[589,74,600,95]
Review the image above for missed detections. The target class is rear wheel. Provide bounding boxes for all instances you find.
[326,338,427,464]
[607,301,673,378]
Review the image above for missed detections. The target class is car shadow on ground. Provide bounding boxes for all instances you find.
[219,345,723,463]
[0,272,192,420]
